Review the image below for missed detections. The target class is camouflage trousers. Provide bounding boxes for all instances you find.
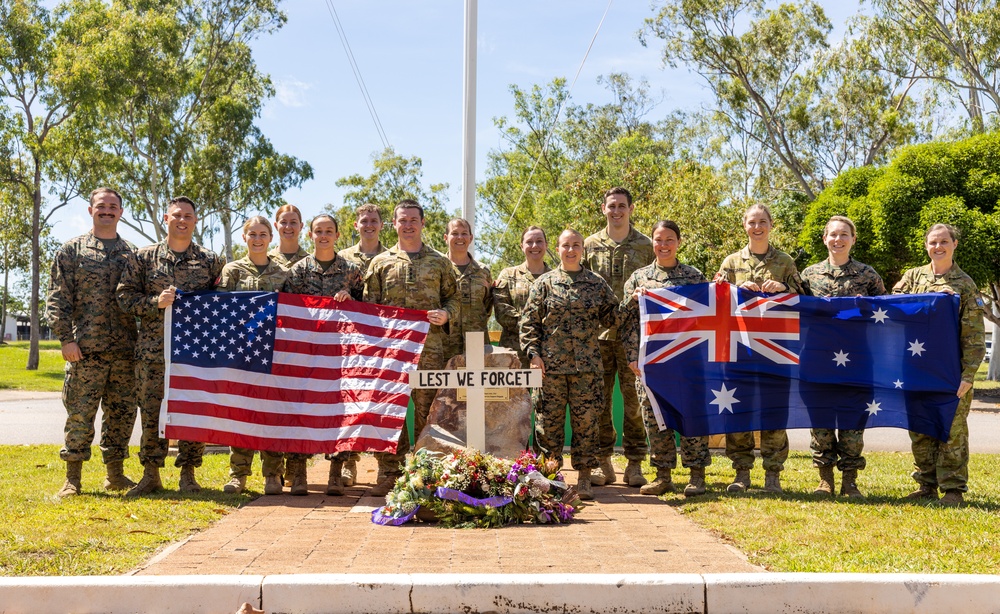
[598,340,646,460]
[229,447,286,478]
[533,371,603,471]
[726,429,788,472]
[911,388,971,493]
[136,358,204,468]
[376,335,444,477]
[60,350,137,464]
[638,383,710,469]
[810,428,866,471]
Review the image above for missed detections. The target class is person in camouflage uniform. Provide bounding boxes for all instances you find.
[620,220,711,498]
[521,228,619,501]
[892,223,986,507]
[215,216,290,496]
[801,216,886,499]
[46,187,138,498]
[116,196,225,497]
[714,203,807,495]
[365,200,459,496]
[494,226,551,367]
[282,214,364,496]
[335,203,387,488]
[268,204,309,269]
[443,218,493,361]
[583,187,654,488]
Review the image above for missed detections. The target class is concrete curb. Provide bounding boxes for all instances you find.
[3,573,1000,613]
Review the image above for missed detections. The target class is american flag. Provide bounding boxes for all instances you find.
[639,282,963,440]
[161,291,429,454]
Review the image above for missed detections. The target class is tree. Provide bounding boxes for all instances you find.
[641,0,917,200]
[0,0,96,369]
[0,183,32,343]
[859,0,1000,133]
[327,147,453,254]
[74,0,310,252]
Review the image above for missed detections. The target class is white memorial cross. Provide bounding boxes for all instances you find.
[407,331,542,451]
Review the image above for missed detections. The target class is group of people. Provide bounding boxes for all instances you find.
[46,185,984,508]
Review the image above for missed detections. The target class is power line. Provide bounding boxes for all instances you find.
[487,0,614,262]
[324,1,391,150]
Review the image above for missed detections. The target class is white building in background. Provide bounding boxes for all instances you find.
[2,313,17,342]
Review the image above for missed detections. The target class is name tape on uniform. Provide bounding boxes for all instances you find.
[408,369,543,389]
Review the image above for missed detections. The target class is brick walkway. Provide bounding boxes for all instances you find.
[136,456,761,575]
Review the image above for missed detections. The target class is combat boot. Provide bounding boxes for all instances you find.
[840,469,864,499]
[326,461,345,496]
[763,470,783,493]
[288,459,309,496]
[56,460,83,498]
[576,467,594,501]
[370,473,398,497]
[223,476,246,494]
[727,468,751,493]
[684,467,707,497]
[814,465,835,497]
[179,465,202,493]
[125,464,162,497]
[639,467,674,495]
[906,483,938,500]
[598,456,617,486]
[342,459,358,487]
[263,474,283,495]
[939,490,964,507]
[624,459,647,487]
[103,460,136,491]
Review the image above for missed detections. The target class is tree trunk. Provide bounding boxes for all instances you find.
[1,262,9,343]
[988,310,999,382]
[27,178,41,370]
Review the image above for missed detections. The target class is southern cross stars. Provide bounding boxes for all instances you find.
[908,339,926,356]
[833,350,850,367]
[871,307,889,323]
[865,400,882,416]
[710,383,740,414]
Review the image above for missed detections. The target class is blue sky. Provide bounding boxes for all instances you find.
[56,0,860,246]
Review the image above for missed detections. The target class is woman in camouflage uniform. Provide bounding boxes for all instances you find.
[442,218,493,362]
[892,223,985,507]
[494,226,550,366]
[520,228,618,500]
[281,214,365,497]
[800,216,885,499]
[621,220,711,498]
[216,216,291,496]
[714,204,806,495]
[269,204,309,269]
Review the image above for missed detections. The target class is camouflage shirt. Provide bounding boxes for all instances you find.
[520,267,618,374]
[338,242,387,274]
[267,246,309,270]
[620,262,707,364]
[282,254,364,299]
[893,263,986,383]
[444,257,494,357]
[46,232,138,354]
[800,258,886,299]
[216,256,289,292]
[493,262,551,356]
[583,225,654,340]
[116,241,225,357]
[715,244,807,294]
[364,243,459,339]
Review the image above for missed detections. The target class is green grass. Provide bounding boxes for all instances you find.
[0,341,66,392]
[1,445,262,576]
[974,362,1000,393]
[646,451,1000,573]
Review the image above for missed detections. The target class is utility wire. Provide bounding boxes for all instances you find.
[325,1,391,149]
[487,0,614,262]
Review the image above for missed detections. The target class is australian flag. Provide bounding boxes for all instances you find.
[639,282,963,440]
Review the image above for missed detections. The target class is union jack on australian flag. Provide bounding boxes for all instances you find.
[639,282,963,440]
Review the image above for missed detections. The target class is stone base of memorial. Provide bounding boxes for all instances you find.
[371,449,580,528]
[414,349,532,459]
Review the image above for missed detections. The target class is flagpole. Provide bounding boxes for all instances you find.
[462,0,477,249]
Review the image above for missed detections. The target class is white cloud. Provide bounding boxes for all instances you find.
[274,77,313,108]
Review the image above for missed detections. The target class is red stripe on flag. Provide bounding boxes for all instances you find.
[170,374,412,406]
[270,362,410,385]
[279,293,430,325]
[167,400,407,429]
[163,426,401,455]
[275,338,420,364]
[277,313,428,343]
